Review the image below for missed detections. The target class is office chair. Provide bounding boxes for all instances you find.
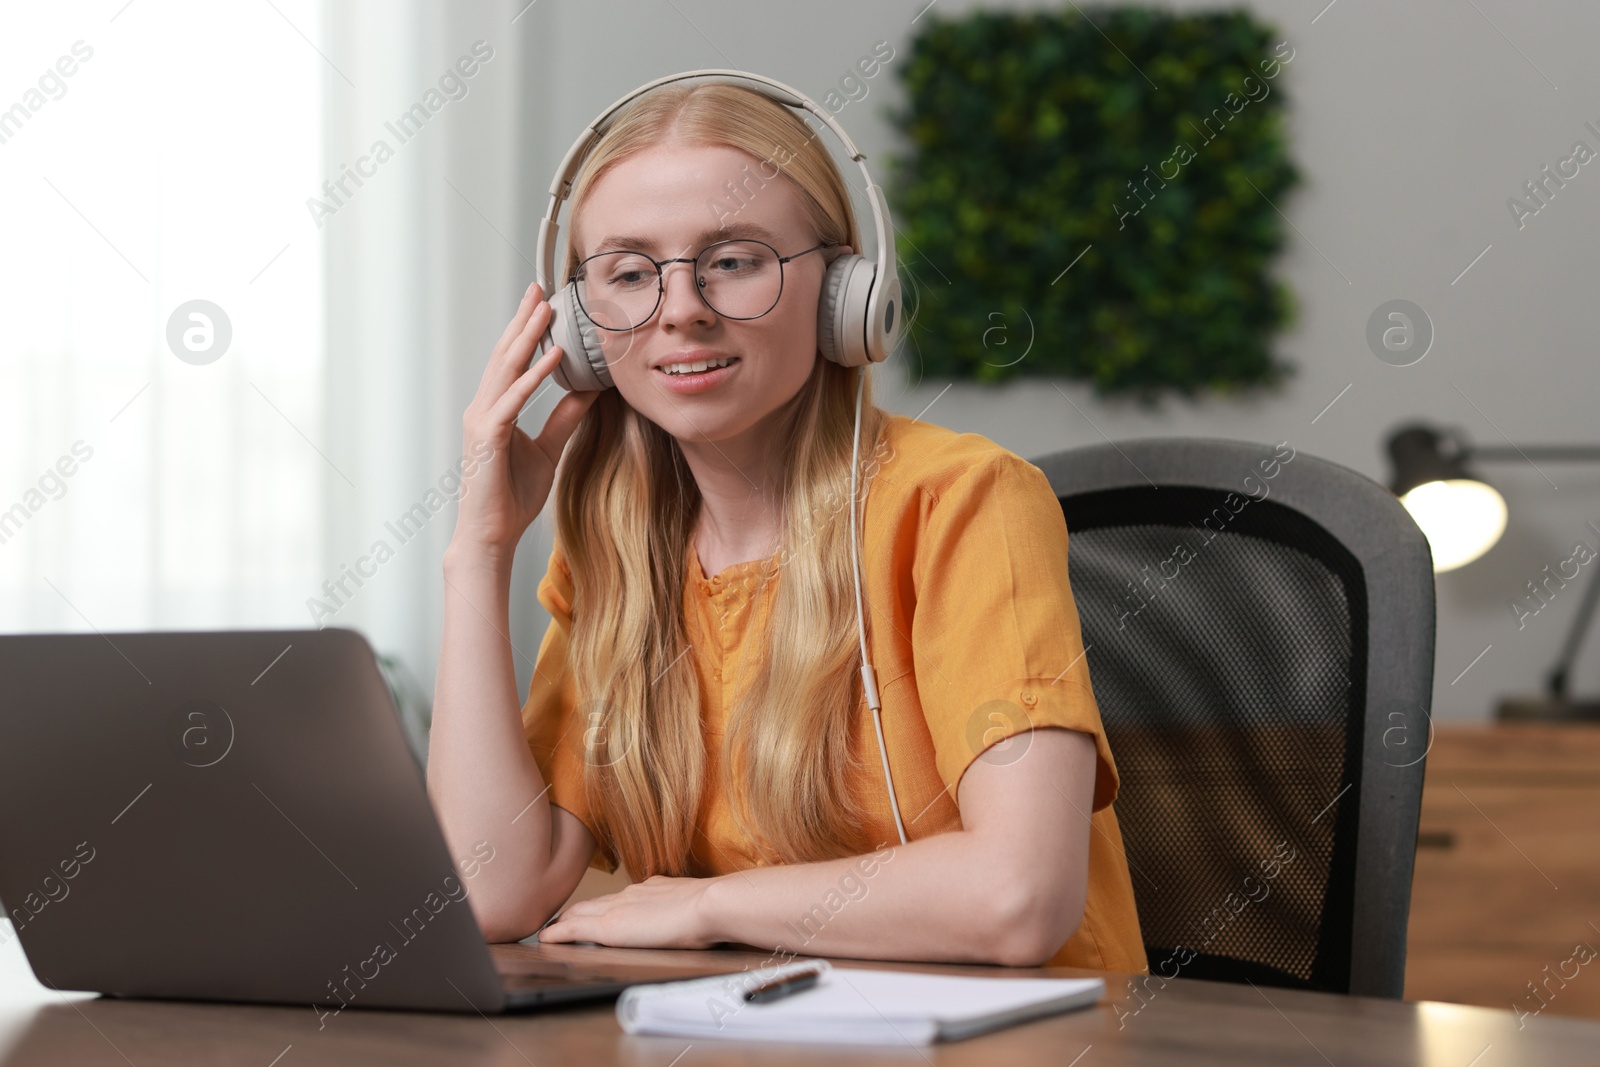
[1032,438,1435,998]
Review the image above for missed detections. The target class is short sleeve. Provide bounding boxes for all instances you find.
[521,539,620,873]
[910,452,1120,812]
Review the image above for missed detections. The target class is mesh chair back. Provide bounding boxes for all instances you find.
[1031,439,1435,998]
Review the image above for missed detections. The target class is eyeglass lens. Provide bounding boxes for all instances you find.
[576,240,783,330]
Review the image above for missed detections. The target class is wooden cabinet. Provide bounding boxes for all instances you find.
[1405,723,1600,1020]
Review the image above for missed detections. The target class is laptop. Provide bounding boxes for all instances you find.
[0,627,749,1013]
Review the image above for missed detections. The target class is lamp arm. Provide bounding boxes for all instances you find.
[1547,561,1600,697]
[1415,434,1600,696]
[1461,443,1600,694]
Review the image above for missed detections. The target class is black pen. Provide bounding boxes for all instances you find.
[743,965,825,1004]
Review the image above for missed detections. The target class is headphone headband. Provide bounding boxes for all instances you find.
[533,69,900,375]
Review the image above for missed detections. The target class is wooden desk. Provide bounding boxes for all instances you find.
[1406,722,1600,1019]
[4,941,1600,1065]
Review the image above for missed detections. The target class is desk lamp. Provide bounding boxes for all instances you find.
[1386,423,1600,721]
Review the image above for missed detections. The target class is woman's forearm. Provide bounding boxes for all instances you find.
[426,541,561,938]
[701,829,1070,968]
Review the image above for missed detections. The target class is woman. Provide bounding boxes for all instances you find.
[427,81,1147,972]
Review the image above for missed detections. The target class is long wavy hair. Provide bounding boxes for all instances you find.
[549,81,891,878]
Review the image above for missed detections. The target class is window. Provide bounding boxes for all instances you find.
[0,2,326,630]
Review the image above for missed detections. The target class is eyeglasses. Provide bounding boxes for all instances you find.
[572,238,837,332]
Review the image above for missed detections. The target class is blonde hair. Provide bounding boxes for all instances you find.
[550,81,891,878]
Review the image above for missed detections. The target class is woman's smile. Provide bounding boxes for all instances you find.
[653,355,742,394]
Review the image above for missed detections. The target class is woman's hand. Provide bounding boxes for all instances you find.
[453,282,601,555]
[537,874,721,950]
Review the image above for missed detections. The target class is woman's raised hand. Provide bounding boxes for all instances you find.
[453,282,600,556]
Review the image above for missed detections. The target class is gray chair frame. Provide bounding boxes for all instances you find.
[1031,437,1435,998]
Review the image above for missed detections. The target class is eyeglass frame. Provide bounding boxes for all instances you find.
[570,238,840,331]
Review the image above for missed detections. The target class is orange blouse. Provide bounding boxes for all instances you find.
[521,412,1148,973]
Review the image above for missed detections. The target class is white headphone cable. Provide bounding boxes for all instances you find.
[851,369,908,847]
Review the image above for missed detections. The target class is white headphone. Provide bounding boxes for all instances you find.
[532,69,909,847]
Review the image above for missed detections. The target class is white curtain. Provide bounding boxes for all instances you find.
[2,1,535,717]
[0,1,325,629]
[321,0,533,702]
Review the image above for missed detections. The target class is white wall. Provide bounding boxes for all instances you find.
[499,0,1600,722]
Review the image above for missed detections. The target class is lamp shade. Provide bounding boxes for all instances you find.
[1386,425,1507,572]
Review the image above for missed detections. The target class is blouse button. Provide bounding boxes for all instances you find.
[1020,689,1038,707]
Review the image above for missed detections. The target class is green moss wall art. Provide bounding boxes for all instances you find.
[884,7,1303,401]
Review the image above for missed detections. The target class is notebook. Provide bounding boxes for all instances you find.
[615,958,1105,1045]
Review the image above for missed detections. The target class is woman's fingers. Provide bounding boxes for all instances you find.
[491,281,542,360]
[481,299,554,407]
[532,387,602,468]
[481,339,598,498]
[485,338,565,428]
[536,918,584,943]
[556,896,608,919]
[478,283,538,401]
[540,891,622,930]
[473,285,551,410]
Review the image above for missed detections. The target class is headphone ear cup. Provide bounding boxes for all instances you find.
[546,285,612,391]
[868,270,903,365]
[817,253,869,367]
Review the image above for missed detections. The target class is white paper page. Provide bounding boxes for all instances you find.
[617,962,1105,1045]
